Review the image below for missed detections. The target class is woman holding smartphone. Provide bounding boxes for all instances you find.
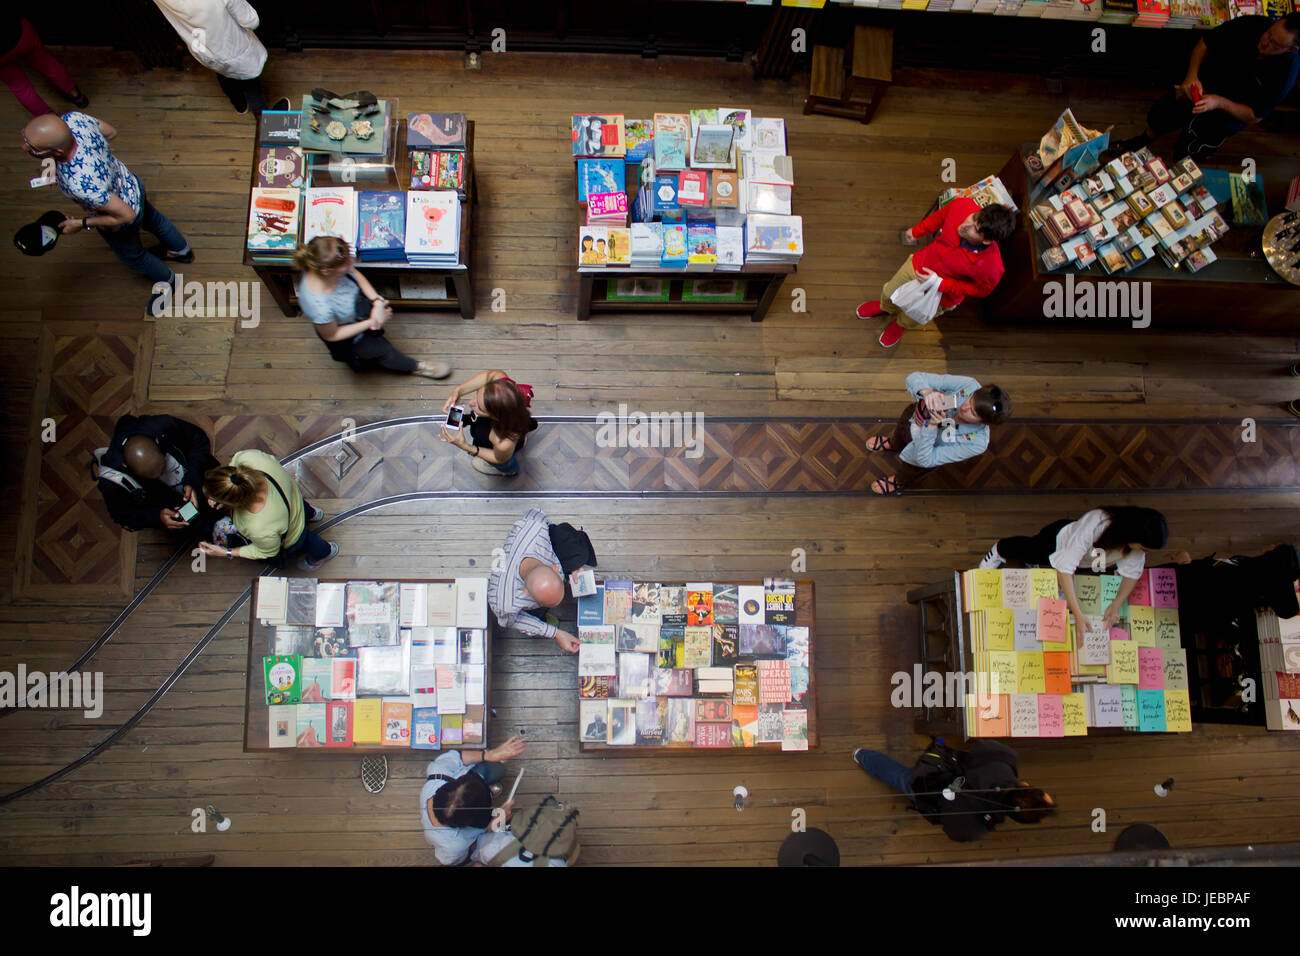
[293,236,452,379]
[196,450,338,571]
[866,371,1011,494]
[438,370,537,477]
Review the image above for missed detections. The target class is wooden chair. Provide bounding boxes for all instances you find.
[803,24,893,125]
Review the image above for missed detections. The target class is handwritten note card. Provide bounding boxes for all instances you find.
[1150,567,1178,608]
[1001,569,1032,610]
[1037,694,1064,737]
[1137,647,1165,689]
[1037,598,1068,644]
[1010,693,1039,737]
[1128,605,1156,647]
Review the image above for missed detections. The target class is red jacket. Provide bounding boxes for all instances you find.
[909,197,1005,309]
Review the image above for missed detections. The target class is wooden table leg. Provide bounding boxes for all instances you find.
[752,273,787,322]
[255,266,297,317]
[452,270,475,319]
[578,274,593,320]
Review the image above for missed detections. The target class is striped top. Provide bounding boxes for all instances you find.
[488,507,558,639]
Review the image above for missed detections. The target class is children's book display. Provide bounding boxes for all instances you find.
[1026,136,1229,275]
[572,111,803,271]
[252,577,489,752]
[1255,579,1300,731]
[246,99,466,269]
[959,566,1192,737]
[577,579,814,751]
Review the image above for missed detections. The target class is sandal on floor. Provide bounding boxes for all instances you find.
[866,435,892,452]
[871,476,901,496]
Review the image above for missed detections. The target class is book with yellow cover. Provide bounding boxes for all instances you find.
[1030,568,1059,602]
[1016,651,1046,694]
[1061,692,1088,735]
[973,569,1002,610]
[1128,605,1157,647]
[1163,689,1192,732]
[1108,640,1140,684]
[353,698,383,745]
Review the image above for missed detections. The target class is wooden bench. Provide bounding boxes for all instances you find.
[803,24,893,125]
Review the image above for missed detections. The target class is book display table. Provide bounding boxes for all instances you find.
[907,567,1192,740]
[244,576,492,753]
[985,150,1299,329]
[244,116,477,320]
[577,266,796,322]
[576,580,818,752]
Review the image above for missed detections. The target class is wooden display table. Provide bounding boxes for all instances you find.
[984,150,1300,329]
[244,122,477,320]
[244,577,492,754]
[577,265,794,322]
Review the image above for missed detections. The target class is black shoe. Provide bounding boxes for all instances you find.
[149,244,195,264]
[271,97,290,112]
[65,86,89,109]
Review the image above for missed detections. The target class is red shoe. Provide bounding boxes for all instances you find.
[856,300,884,319]
[878,320,904,349]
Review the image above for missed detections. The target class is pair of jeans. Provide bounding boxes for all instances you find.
[0,17,79,116]
[97,182,190,285]
[854,749,915,798]
[995,518,1073,567]
[279,500,331,563]
[217,73,267,115]
[470,761,506,785]
[885,402,940,490]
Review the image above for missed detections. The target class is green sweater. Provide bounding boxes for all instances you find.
[230,449,305,559]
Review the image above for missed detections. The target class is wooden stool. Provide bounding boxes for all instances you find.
[802,25,893,125]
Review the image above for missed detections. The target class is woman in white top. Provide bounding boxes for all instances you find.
[980,506,1169,632]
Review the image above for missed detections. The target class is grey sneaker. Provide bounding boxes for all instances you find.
[307,504,326,523]
[299,541,340,571]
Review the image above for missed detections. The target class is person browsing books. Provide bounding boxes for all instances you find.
[1112,13,1300,162]
[857,198,1014,349]
[21,111,193,314]
[980,507,1171,635]
[866,372,1011,495]
[488,508,597,654]
[421,735,525,866]
[853,740,1055,843]
[439,369,538,478]
[93,413,220,534]
[196,450,338,571]
[293,236,452,380]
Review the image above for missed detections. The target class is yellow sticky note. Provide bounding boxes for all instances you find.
[974,569,1003,610]
[1061,692,1088,736]
[1108,641,1140,684]
[1030,568,1059,603]
[353,698,383,745]
[986,651,1018,697]
[1163,689,1192,732]
[1016,651,1046,694]
[983,607,1015,652]
[1129,605,1156,647]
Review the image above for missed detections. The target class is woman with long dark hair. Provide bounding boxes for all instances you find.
[980,506,1169,632]
[196,450,337,571]
[438,370,537,477]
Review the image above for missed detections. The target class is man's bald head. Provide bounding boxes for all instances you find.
[524,564,564,608]
[123,435,165,480]
[23,115,73,157]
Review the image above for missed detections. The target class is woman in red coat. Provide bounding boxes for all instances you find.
[858,198,1015,349]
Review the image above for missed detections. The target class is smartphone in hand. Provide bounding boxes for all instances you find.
[177,501,200,523]
[445,405,465,434]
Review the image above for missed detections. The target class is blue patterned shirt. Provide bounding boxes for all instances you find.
[56,112,141,219]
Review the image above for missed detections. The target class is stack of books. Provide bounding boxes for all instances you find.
[744,213,804,265]
[258,577,490,749]
[355,191,407,262]
[576,579,812,750]
[247,187,302,263]
[404,190,461,266]
[1133,0,1172,24]
[1167,0,1208,25]
[575,109,799,271]
[1099,0,1139,21]
[303,186,359,247]
[1256,580,1300,731]
[960,566,1192,736]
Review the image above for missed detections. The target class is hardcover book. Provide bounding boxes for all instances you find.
[686,583,714,626]
[407,112,466,150]
[256,146,305,189]
[571,113,626,158]
[296,703,327,747]
[733,664,759,706]
[636,697,667,744]
[264,655,302,706]
[711,623,740,665]
[659,586,688,626]
[694,721,733,748]
[325,700,353,747]
[410,707,441,749]
[683,626,713,668]
[578,585,606,626]
[764,578,796,625]
[652,112,690,171]
[268,705,296,748]
[603,580,634,624]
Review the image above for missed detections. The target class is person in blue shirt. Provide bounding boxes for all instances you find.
[866,371,1011,495]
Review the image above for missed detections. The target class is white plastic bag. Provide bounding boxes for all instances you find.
[888,271,944,326]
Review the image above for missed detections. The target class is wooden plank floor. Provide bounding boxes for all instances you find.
[0,48,1297,866]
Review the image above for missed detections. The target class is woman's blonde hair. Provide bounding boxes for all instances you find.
[292,235,351,274]
[203,464,265,510]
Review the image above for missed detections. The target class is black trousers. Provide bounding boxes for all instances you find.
[322,288,418,373]
[1146,89,1244,161]
[217,73,267,115]
[995,518,1073,566]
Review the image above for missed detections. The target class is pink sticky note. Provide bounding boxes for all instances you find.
[1127,571,1152,606]
[1138,647,1164,689]
[1150,568,1178,609]
[1036,694,1064,737]
[1037,598,1068,644]
[1109,627,1130,641]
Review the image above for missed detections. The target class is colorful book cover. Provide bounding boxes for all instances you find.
[345,581,400,647]
[712,585,739,625]
[695,698,732,723]
[1136,688,1166,732]
[381,700,412,746]
[463,703,485,745]
[763,578,796,625]
[1109,640,1140,684]
[1037,694,1065,737]
[296,703,327,747]
[571,113,625,157]
[683,626,713,668]
[1163,689,1192,732]
[268,705,296,748]
[1073,575,1103,617]
[658,586,687,626]
[686,583,714,626]
[407,112,467,150]
[580,675,618,698]
[686,222,717,264]
[1149,567,1178,608]
[739,623,786,657]
[715,108,753,152]
[1042,652,1072,695]
[587,190,629,220]
[636,697,667,744]
[629,583,662,625]
[440,713,463,745]
[784,626,810,667]
[658,626,685,668]
[1061,692,1088,736]
[403,190,460,261]
[303,186,358,246]
[624,118,655,164]
[325,700,353,747]
[652,112,689,171]
[580,699,608,743]
[577,159,626,202]
[694,721,732,748]
[664,698,695,743]
[758,659,792,703]
[264,655,302,706]
[678,170,709,207]
[757,704,784,743]
[1037,598,1068,643]
[711,623,739,666]
[258,109,301,147]
[299,658,331,702]
[1030,568,1059,602]
[1138,647,1165,689]
[1129,605,1157,647]
[733,664,759,706]
[577,585,606,626]
[733,704,758,746]
[607,698,637,745]
[603,580,633,624]
[247,187,301,254]
[780,709,808,751]
[410,707,441,749]
[789,665,810,708]
[1016,652,1046,694]
[606,226,631,265]
[352,698,382,745]
[660,224,687,268]
[1154,607,1181,650]
[1127,570,1152,606]
[356,191,407,256]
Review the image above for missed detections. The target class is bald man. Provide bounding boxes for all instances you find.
[94,414,219,532]
[22,111,192,313]
[488,508,597,653]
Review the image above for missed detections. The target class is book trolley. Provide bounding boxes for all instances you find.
[245,577,492,754]
[907,566,1193,739]
[576,579,819,752]
[244,101,478,320]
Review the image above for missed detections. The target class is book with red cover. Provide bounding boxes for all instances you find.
[693,721,733,748]
[677,170,709,207]
[325,701,353,747]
